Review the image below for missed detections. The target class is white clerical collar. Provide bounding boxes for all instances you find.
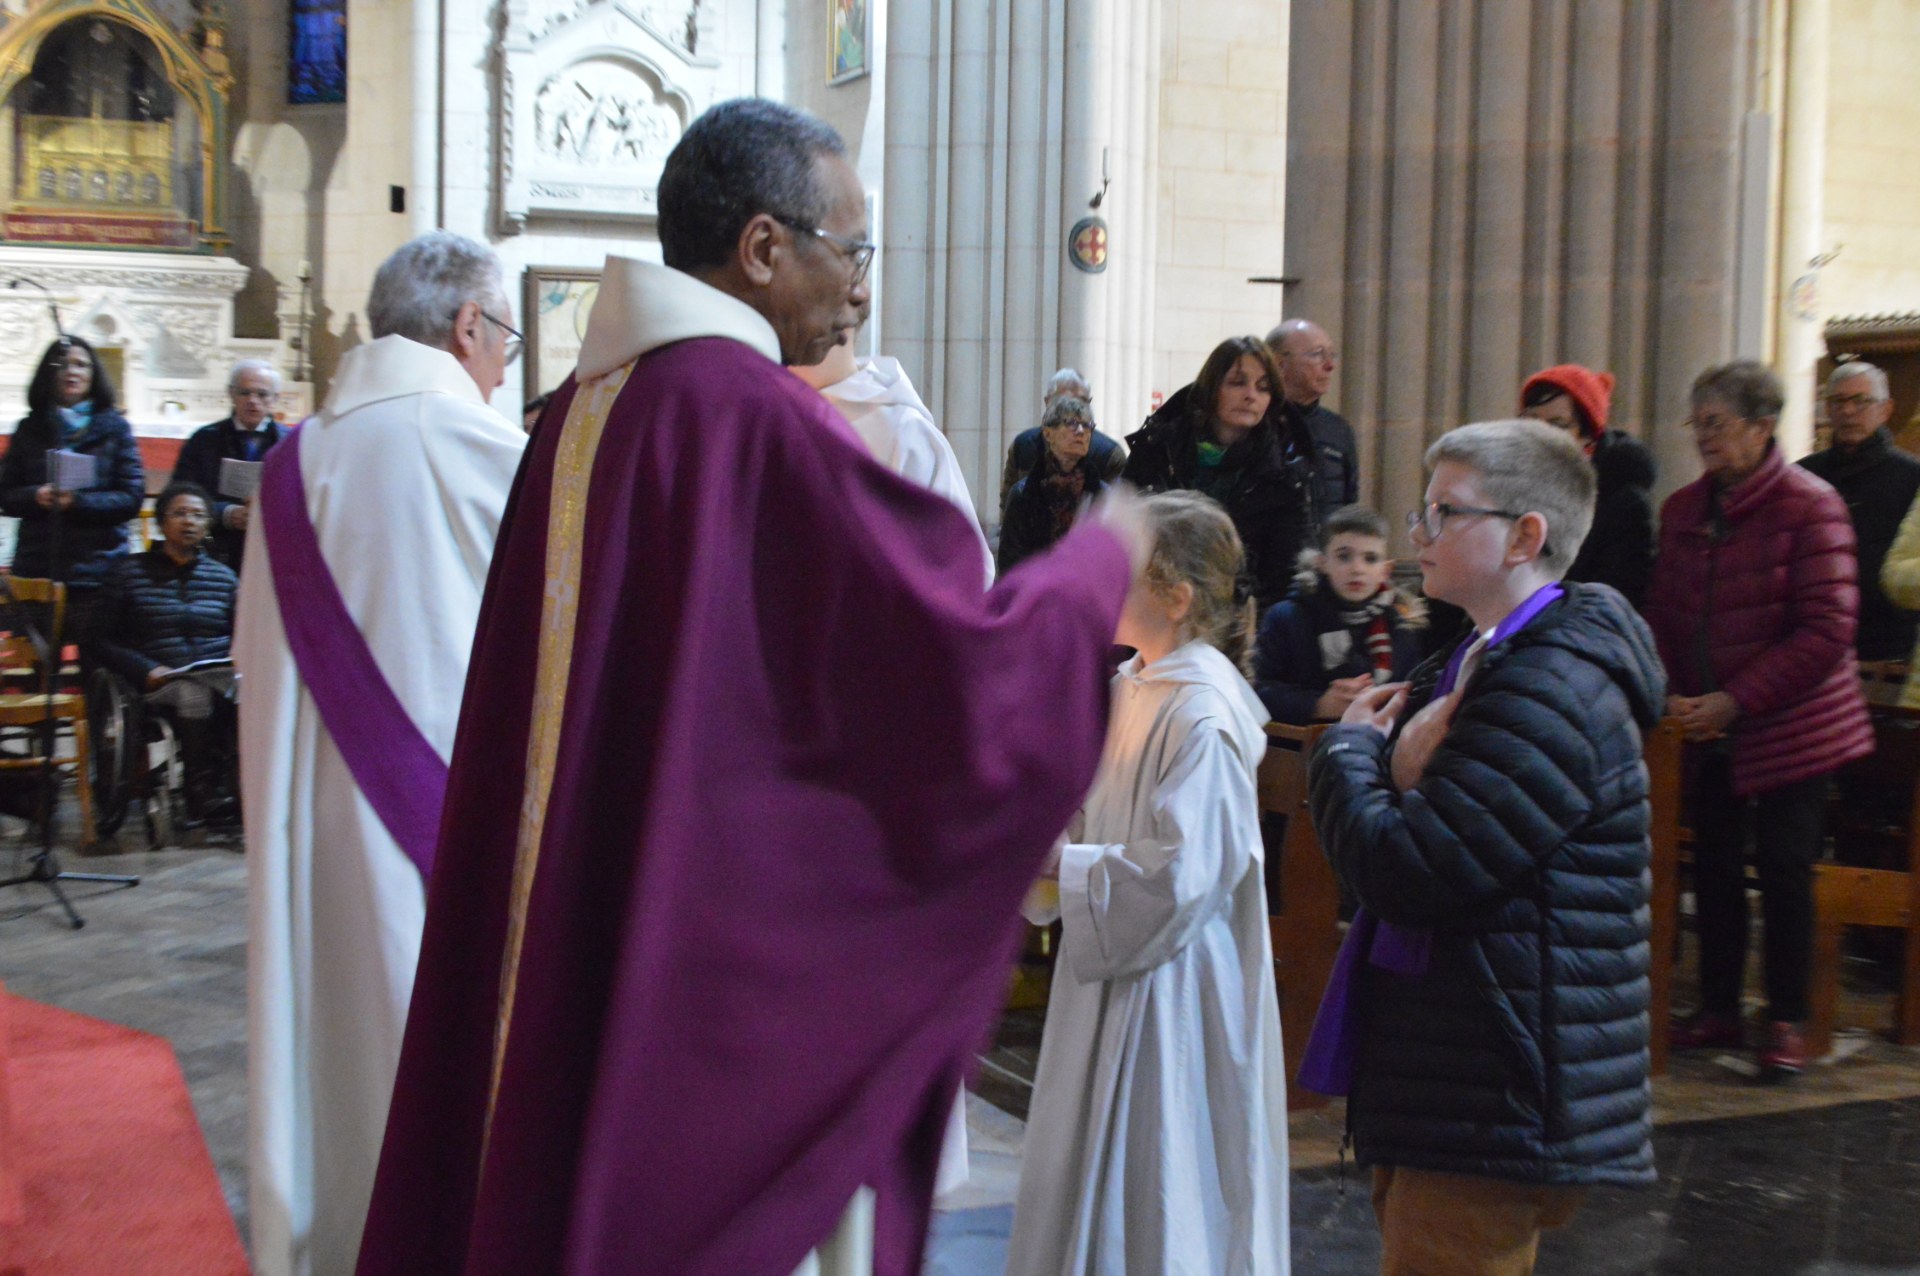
[322,334,486,419]
[575,257,781,381]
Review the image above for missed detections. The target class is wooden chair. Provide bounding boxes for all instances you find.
[1859,659,1910,708]
[1259,722,1339,1111]
[0,577,95,847]
[1807,702,1920,1058]
[1643,716,1686,1077]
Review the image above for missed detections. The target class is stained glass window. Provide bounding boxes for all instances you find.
[289,0,345,105]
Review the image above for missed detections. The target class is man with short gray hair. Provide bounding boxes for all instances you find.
[172,357,288,570]
[1800,359,1920,660]
[236,229,527,1276]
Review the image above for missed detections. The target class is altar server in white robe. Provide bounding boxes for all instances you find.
[1010,491,1291,1275]
[237,231,527,1276]
[796,323,994,584]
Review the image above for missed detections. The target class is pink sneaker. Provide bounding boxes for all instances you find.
[1757,1021,1807,1078]
[1669,1011,1742,1052]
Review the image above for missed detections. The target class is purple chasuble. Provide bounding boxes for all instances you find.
[257,424,447,879]
[1297,582,1566,1096]
[355,339,1132,1276]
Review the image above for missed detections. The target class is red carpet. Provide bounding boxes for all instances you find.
[0,985,247,1275]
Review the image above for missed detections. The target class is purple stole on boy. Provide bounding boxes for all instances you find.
[1298,583,1565,1096]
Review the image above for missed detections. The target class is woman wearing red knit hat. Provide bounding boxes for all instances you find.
[1520,363,1657,607]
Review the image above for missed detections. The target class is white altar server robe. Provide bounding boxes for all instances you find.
[1009,640,1290,1276]
[237,334,526,1276]
[821,354,994,583]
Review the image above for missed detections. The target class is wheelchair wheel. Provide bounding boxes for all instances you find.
[86,667,138,837]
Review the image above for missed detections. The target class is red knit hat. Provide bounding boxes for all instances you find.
[1520,364,1615,440]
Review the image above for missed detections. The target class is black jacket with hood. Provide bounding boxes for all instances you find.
[1122,386,1320,611]
[1566,431,1656,609]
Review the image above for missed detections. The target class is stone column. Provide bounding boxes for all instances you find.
[883,0,1162,521]
[1286,0,1768,508]
[1775,0,1830,457]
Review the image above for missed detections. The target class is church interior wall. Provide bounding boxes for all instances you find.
[1151,0,1288,405]
[1818,0,1920,323]
[1284,0,1768,524]
[226,0,349,388]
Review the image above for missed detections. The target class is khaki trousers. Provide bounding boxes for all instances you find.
[1371,1166,1587,1276]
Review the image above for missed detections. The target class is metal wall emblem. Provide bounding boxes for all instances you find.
[1068,216,1107,274]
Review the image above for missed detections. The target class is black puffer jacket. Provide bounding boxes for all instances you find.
[1566,431,1656,609]
[1800,428,1920,661]
[92,548,237,688]
[1308,583,1664,1186]
[1123,386,1319,611]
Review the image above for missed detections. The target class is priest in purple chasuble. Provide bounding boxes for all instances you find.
[355,101,1144,1276]
[237,232,527,1276]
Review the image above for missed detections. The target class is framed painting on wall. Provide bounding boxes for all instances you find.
[524,266,602,399]
[829,0,869,85]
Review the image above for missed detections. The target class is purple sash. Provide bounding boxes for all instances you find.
[258,424,446,880]
[1296,582,1566,1096]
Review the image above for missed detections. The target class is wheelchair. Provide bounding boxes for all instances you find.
[87,662,237,846]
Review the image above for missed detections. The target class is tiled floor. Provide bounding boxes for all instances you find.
[5,835,1920,1274]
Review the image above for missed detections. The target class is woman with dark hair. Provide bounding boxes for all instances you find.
[0,336,146,643]
[1124,336,1320,611]
[94,481,238,819]
[1519,363,1656,607]
[998,395,1107,572]
[1646,359,1872,1078]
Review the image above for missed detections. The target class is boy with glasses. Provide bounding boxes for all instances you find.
[1306,419,1663,1275]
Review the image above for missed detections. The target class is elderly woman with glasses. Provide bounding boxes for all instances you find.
[997,395,1106,572]
[1645,359,1873,1079]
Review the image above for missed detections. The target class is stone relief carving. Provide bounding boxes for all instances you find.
[498,0,717,232]
[526,0,703,54]
[132,304,220,364]
[0,247,303,432]
[533,62,681,166]
[0,302,50,366]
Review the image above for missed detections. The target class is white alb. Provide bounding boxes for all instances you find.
[237,334,526,1276]
[1009,639,1291,1275]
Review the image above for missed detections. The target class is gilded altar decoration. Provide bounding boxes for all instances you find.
[0,1,234,251]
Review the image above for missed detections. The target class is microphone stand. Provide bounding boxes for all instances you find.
[7,277,64,338]
[0,464,138,928]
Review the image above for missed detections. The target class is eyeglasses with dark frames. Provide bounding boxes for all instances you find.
[772,214,877,284]
[479,311,524,366]
[1406,501,1528,541]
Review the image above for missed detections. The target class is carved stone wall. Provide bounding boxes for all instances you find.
[0,244,308,435]
[497,0,721,232]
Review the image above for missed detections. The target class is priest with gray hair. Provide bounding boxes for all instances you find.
[236,228,528,1276]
